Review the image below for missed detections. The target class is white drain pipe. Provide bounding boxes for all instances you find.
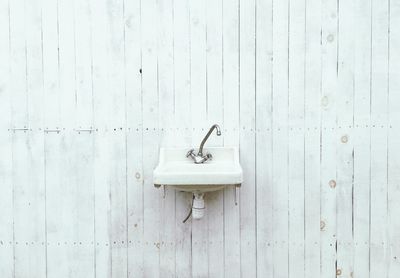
[192,193,205,220]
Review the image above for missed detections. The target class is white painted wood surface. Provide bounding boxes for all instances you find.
[1,0,400,277]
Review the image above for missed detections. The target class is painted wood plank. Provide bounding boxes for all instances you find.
[0,0,13,276]
[44,0,75,276]
[89,0,112,276]
[319,118,337,278]
[108,53,128,278]
[102,0,129,276]
[288,0,306,276]
[141,0,161,276]
[388,1,400,276]
[159,184,176,278]
[58,0,76,130]
[45,71,75,278]
[205,0,223,129]
[25,0,45,131]
[352,0,372,276]
[12,0,46,276]
[189,0,207,135]
[320,0,338,276]
[304,130,321,278]
[45,132,74,278]
[0,0,13,273]
[74,0,94,129]
[157,0,176,276]
[70,132,96,278]
[272,0,290,276]
[9,0,27,127]
[255,0,273,276]
[206,192,223,278]
[222,0,241,276]
[369,130,388,278]
[353,125,371,278]
[41,0,61,129]
[11,129,46,278]
[70,129,96,275]
[158,0,175,131]
[370,0,389,276]
[60,0,90,276]
[99,116,127,277]
[173,0,192,276]
[388,124,400,278]
[72,0,96,276]
[141,103,161,278]
[0,142,13,278]
[205,0,224,276]
[239,0,257,276]
[9,0,44,277]
[175,191,192,278]
[126,126,144,277]
[304,0,322,276]
[92,127,112,278]
[124,0,144,276]
[336,0,356,276]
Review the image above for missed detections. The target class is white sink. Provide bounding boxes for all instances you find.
[153,147,243,192]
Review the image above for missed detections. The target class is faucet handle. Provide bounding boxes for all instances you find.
[205,153,213,160]
[186,149,195,158]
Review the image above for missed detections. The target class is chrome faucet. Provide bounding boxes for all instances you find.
[186,124,222,164]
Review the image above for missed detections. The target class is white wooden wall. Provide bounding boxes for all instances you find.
[1,0,400,277]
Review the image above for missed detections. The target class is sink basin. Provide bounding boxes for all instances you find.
[153,147,243,192]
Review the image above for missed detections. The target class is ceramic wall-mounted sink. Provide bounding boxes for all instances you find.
[153,147,243,193]
[154,124,242,221]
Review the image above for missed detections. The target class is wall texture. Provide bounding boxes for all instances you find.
[1,0,400,277]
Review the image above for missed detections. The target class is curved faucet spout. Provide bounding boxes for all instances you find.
[198,124,221,156]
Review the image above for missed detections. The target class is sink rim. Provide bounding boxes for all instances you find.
[153,146,243,187]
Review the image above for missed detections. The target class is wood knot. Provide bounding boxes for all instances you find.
[320,220,326,231]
